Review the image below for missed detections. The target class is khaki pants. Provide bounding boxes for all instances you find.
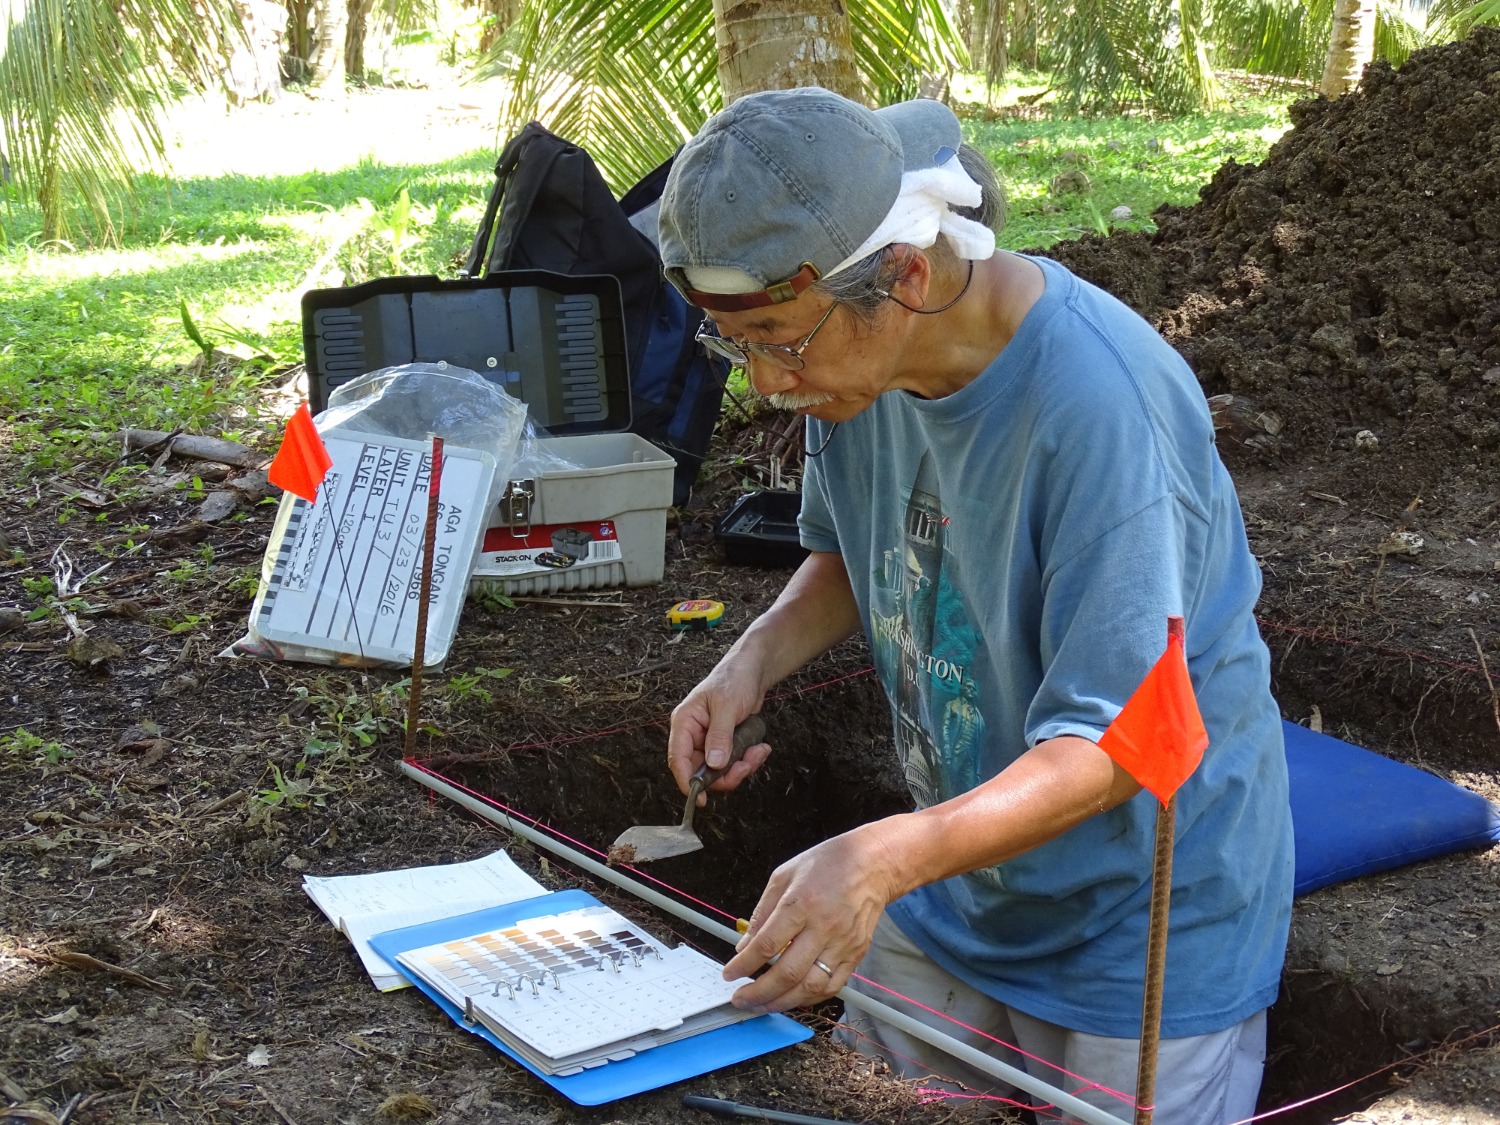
[834,913,1266,1125]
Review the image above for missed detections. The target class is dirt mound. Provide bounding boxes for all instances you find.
[1050,28,1500,463]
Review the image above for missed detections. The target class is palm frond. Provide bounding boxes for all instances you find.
[1042,0,1190,111]
[1212,0,1329,81]
[852,0,968,104]
[1373,0,1429,67]
[480,0,969,195]
[0,0,241,240]
[1425,0,1500,41]
[481,0,717,192]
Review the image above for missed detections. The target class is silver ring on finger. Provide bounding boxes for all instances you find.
[813,959,833,976]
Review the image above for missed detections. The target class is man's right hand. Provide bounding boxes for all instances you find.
[667,662,774,802]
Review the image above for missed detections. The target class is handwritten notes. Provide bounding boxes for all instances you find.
[254,432,496,666]
[303,849,546,991]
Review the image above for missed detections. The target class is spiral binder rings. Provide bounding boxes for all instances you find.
[367,888,812,1103]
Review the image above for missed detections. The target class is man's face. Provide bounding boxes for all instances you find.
[707,295,894,424]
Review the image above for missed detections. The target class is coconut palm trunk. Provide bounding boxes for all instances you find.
[1321,0,1377,97]
[308,0,350,94]
[711,0,864,102]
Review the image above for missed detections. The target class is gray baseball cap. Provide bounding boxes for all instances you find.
[659,87,962,312]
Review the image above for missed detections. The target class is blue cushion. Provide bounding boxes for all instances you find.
[1284,720,1500,896]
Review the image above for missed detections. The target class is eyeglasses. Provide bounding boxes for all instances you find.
[695,300,841,371]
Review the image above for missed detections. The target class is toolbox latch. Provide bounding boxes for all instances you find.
[500,478,536,535]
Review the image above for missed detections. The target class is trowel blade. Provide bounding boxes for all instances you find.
[608,715,767,866]
[607,824,704,865]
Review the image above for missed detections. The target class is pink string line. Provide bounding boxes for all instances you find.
[406,647,1493,1119]
[833,1019,1065,1119]
[404,756,1135,1112]
[402,759,742,926]
[1255,617,1488,680]
[406,757,1500,1123]
[1222,1019,1500,1125]
[847,970,1137,1111]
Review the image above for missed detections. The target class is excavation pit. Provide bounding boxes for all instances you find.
[441,664,1499,1123]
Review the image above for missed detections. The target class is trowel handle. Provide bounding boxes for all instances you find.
[687,714,767,800]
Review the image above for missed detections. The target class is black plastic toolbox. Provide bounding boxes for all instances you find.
[302,269,631,435]
[714,490,808,568]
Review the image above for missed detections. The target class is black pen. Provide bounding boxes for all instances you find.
[681,1094,861,1125]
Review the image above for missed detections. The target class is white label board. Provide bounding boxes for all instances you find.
[254,433,496,666]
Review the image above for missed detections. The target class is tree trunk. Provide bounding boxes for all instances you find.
[346,0,374,82]
[283,0,311,82]
[1321,0,1376,98]
[307,0,348,95]
[711,0,864,105]
[478,0,520,55]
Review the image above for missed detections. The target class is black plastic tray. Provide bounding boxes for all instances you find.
[714,490,808,568]
[302,269,630,435]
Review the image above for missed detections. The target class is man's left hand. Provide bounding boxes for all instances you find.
[722,821,910,1012]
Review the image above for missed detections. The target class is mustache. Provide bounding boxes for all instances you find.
[766,389,835,411]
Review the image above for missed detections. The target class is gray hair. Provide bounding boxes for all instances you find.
[813,143,1006,324]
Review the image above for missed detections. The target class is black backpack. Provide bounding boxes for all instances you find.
[466,122,729,507]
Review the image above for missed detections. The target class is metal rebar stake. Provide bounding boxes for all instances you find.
[1134,793,1177,1125]
[403,435,444,759]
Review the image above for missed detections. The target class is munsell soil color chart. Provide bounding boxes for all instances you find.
[254,432,496,666]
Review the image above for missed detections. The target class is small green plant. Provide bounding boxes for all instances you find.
[227,566,262,599]
[469,586,515,614]
[2,728,73,767]
[161,557,206,585]
[443,666,514,703]
[180,298,215,360]
[1084,200,1111,238]
[19,575,88,623]
[254,761,326,809]
[162,612,208,634]
[360,187,438,275]
[291,676,404,764]
[21,576,55,599]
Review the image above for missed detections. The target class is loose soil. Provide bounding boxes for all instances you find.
[3,31,1499,1125]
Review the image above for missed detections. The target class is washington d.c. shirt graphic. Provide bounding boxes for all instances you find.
[867,452,1002,889]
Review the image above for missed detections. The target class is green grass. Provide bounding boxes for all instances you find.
[961,76,1292,249]
[0,146,498,475]
[0,78,1295,475]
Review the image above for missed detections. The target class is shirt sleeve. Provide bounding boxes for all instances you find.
[797,421,842,554]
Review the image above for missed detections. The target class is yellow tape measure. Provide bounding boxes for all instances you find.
[667,599,725,630]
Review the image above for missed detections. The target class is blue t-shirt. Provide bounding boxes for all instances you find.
[799,255,1294,1039]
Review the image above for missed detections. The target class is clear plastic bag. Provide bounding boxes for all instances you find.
[224,363,543,667]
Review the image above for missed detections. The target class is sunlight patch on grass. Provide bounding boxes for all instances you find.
[0,77,1301,474]
[963,89,1292,249]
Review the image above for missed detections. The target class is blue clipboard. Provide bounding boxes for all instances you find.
[367,888,813,1105]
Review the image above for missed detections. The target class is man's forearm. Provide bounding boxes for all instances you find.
[859,735,1143,897]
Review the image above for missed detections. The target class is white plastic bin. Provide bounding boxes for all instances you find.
[469,433,675,596]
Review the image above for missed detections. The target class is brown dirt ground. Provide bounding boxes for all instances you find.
[3,30,1500,1125]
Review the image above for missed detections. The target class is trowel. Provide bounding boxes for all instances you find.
[608,714,767,865]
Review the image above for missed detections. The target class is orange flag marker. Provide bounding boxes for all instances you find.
[1098,616,1208,805]
[268,402,333,503]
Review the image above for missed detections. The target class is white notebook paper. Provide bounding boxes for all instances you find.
[303,849,546,990]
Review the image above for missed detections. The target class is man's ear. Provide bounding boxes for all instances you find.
[883,244,933,309]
